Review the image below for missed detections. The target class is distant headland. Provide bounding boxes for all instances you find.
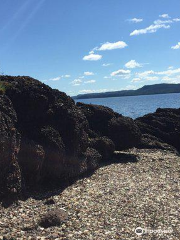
[73,83,180,100]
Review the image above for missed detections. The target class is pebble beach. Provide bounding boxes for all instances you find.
[0,149,180,240]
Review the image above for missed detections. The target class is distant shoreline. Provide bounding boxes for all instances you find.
[73,83,180,100]
[74,91,180,101]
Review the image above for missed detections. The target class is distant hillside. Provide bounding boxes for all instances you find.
[74,83,180,100]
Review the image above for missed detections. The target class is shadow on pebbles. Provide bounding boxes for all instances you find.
[0,149,180,240]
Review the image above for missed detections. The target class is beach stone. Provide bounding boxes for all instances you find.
[38,209,68,228]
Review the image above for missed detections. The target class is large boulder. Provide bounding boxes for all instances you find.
[77,102,141,150]
[0,95,21,200]
[76,102,117,136]
[108,117,142,150]
[136,108,180,152]
[89,137,115,160]
[0,76,103,192]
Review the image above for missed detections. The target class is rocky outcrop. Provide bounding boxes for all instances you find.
[0,76,104,199]
[108,117,141,150]
[89,137,115,160]
[136,108,180,152]
[77,102,142,150]
[2,75,179,203]
[0,95,21,200]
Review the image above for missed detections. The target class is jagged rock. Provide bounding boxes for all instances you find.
[136,108,180,152]
[0,95,21,200]
[89,137,115,160]
[77,102,141,150]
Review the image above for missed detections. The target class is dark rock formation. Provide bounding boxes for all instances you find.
[137,134,177,153]
[77,102,141,150]
[136,108,180,152]
[89,137,115,160]
[108,117,141,150]
[18,138,45,186]
[2,75,178,203]
[0,95,21,200]
[76,102,118,136]
[0,76,104,199]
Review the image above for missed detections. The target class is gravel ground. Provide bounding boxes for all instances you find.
[0,149,180,240]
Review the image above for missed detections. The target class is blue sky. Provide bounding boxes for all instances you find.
[0,0,180,96]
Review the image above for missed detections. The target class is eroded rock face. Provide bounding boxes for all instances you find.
[0,76,102,193]
[18,138,45,186]
[0,95,21,200]
[136,108,180,152]
[77,102,142,150]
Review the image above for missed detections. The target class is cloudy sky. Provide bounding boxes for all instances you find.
[0,0,180,96]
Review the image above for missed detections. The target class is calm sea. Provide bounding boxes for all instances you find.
[75,93,180,119]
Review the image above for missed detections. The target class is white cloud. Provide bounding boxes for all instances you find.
[130,24,170,36]
[154,19,173,25]
[156,68,180,75]
[84,80,96,84]
[159,14,171,19]
[154,18,180,25]
[132,67,180,83]
[79,89,109,94]
[97,41,127,51]
[173,18,180,22]
[171,42,180,49]
[123,85,137,90]
[71,79,82,86]
[125,60,142,69]
[162,75,180,83]
[168,66,174,69]
[49,76,61,81]
[137,70,155,78]
[83,53,102,61]
[130,15,180,36]
[102,63,112,67]
[129,18,143,23]
[133,70,159,82]
[144,76,159,81]
[64,75,71,78]
[104,76,111,79]
[111,69,131,77]
[84,71,94,76]
[131,78,141,83]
